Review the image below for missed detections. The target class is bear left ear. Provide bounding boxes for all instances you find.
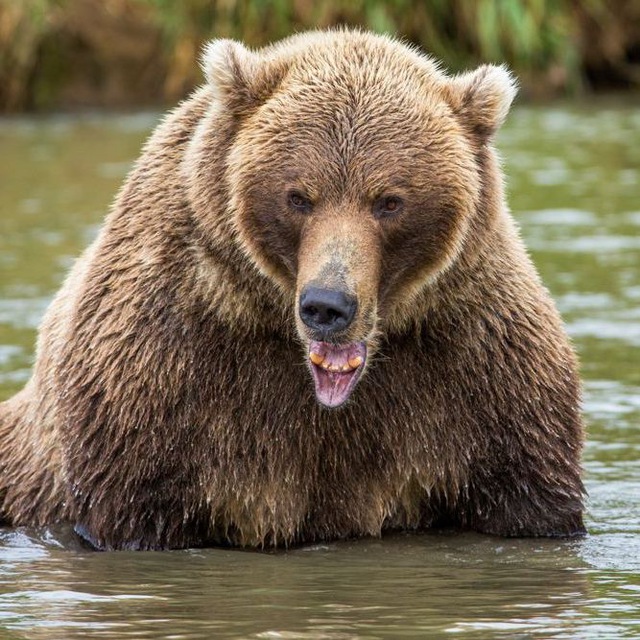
[201,39,288,116]
[445,64,518,139]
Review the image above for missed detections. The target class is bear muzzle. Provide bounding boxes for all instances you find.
[298,285,368,408]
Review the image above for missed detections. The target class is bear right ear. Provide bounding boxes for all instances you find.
[445,64,518,140]
[201,39,286,116]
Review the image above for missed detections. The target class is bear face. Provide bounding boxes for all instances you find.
[194,31,516,407]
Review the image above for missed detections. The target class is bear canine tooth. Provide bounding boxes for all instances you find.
[348,356,363,368]
[309,351,325,366]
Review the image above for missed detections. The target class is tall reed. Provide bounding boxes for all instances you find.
[1,0,636,111]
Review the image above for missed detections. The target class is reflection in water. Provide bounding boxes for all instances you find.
[0,104,639,637]
[0,530,594,639]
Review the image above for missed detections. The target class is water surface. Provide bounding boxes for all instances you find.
[0,104,638,638]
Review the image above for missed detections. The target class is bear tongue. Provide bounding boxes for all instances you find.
[308,341,366,408]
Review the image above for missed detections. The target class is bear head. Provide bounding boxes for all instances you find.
[186,30,517,408]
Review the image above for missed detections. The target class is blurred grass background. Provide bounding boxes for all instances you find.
[0,0,639,112]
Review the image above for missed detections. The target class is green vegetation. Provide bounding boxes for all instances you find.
[0,0,638,111]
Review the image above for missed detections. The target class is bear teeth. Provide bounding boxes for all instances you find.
[308,352,363,373]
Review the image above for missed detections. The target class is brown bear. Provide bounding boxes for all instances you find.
[0,29,586,550]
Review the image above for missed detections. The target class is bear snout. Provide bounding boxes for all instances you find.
[299,285,357,339]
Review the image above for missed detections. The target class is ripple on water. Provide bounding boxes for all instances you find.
[579,533,640,571]
[556,292,615,313]
[0,297,51,329]
[521,208,598,226]
[0,344,22,367]
[624,211,640,225]
[0,533,51,565]
[568,316,640,347]
[531,163,571,187]
[527,234,640,253]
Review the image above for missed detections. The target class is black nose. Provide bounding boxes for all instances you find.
[299,286,357,335]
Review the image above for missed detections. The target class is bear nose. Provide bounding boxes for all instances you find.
[299,286,357,335]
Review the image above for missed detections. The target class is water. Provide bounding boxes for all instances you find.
[0,104,638,638]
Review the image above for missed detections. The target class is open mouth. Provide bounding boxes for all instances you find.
[307,340,367,408]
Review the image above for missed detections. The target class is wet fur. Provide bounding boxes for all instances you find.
[0,30,585,549]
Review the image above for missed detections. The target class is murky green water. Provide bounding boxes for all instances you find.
[0,104,638,638]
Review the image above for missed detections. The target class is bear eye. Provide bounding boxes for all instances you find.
[287,190,313,213]
[373,195,404,219]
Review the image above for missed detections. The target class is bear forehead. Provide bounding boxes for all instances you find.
[272,75,453,145]
[230,31,452,134]
[238,82,467,197]
[280,45,447,119]
[245,67,461,170]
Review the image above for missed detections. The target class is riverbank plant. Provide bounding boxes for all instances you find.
[0,0,637,110]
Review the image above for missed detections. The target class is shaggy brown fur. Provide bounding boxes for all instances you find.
[0,29,585,550]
